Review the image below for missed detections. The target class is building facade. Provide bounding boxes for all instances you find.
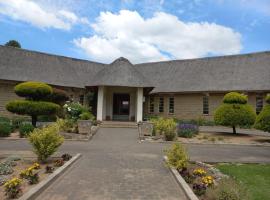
[0,45,269,122]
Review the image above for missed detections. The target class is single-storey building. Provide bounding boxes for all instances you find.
[0,45,269,122]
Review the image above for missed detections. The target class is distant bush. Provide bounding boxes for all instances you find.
[79,112,94,120]
[151,118,176,141]
[0,116,10,124]
[28,122,64,162]
[47,88,69,105]
[11,117,29,129]
[214,92,256,134]
[177,123,199,138]
[0,122,12,137]
[176,118,215,126]
[19,124,34,138]
[166,143,189,170]
[254,95,270,133]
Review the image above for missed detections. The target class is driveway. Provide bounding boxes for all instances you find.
[37,128,188,200]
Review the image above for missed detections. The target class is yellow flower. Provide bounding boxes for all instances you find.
[33,162,40,169]
[193,168,206,176]
[4,178,22,189]
[202,176,214,186]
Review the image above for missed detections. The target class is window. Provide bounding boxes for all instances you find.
[149,97,154,113]
[79,95,84,105]
[256,94,264,114]
[169,97,174,114]
[203,95,209,115]
[159,97,164,113]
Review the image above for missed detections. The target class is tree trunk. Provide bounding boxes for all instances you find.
[233,126,236,134]
[32,115,37,127]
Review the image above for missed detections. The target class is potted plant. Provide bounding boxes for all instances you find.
[77,112,94,135]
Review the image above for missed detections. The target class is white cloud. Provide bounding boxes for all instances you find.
[0,0,89,30]
[74,10,242,63]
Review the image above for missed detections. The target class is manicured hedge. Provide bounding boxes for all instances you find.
[14,81,52,100]
[223,92,247,104]
[48,88,69,105]
[6,100,60,116]
[214,104,256,128]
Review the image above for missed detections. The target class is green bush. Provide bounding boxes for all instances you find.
[14,81,52,100]
[28,122,64,162]
[57,118,78,133]
[214,92,256,134]
[63,102,89,121]
[47,88,69,105]
[265,94,270,104]
[11,117,29,129]
[19,124,34,138]
[254,104,270,132]
[206,178,250,200]
[79,112,94,120]
[151,118,176,141]
[223,92,247,104]
[0,116,10,124]
[0,122,12,137]
[165,143,189,170]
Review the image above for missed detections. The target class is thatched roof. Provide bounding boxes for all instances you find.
[0,45,269,93]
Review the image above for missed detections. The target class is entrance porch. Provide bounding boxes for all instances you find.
[96,86,143,122]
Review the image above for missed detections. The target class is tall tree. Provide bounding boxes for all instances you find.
[5,40,21,48]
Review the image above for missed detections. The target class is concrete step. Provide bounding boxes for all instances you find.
[100,121,138,128]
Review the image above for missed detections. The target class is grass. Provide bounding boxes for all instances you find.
[217,163,270,200]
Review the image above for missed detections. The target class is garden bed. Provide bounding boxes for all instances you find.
[0,154,74,199]
[178,131,270,145]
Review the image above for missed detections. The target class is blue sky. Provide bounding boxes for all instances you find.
[0,0,269,63]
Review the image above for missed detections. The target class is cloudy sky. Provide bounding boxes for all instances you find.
[0,0,269,63]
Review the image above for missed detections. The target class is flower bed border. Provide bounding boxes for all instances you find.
[164,156,199,200]
[18,153,81,200]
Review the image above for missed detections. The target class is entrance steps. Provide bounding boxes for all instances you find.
[100,121,138,128]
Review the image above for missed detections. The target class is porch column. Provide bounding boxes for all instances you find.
[97,86,104,121]
[136,87,143,122]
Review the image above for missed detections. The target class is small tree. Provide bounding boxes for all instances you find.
[214,92,256,134]
[5,40,21,48]
[254,94,270,132]
[28,122,64,162]
[6,82,60,127]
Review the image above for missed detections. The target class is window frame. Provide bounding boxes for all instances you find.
[158,97,164,113]
[256,93,264,114]
[168,96,174,114]
[202,95,209,115]
[149,96,155,114]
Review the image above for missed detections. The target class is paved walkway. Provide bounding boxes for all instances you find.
[37,128,188,200]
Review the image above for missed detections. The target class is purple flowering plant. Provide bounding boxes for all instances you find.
[177,123,199,138]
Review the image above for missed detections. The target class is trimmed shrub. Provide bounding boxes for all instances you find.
[19,124,34,138]
[152,118,176,141]
[254,105,270,133]
[177,123,199,138]
[0,122,12,137]
[28,122,64,162]
[166,143,189,170]
[14,81,52,100]
[214,92,256,134]
[223,92,247,104]
[6,81,60,127]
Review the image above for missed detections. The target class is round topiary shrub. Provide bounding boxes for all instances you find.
[6,82,60,127]
[254,94,270,133]
[14,81,53,100]
[223,92,247,104]
[19,124,35,138]
[0,122,12,137]
[214,92,256,134]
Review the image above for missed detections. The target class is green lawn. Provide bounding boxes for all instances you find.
[217,164,270,200]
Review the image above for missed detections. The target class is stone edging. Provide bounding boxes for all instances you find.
[163,156,199,200]
[18,153,82,200]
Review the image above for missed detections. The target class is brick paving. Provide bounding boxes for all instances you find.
[37,128,188,200]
